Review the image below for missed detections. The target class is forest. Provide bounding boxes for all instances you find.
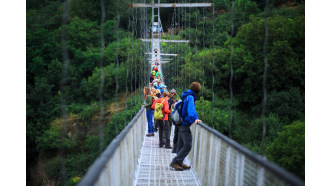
[27,0,305,185]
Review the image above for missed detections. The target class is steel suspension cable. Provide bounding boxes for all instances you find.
[114,0,121,135]
[261,0,270,154]
[202,5,205,120]
[188,0,191,84]
[211,0,215,128]
[139,0,143,101]
[170,7,176,88]
[229,0,235,139]
[134,5,138,105]
[184,0,187,89]
[130,2,135,118]
[178,2,181,89]
[98,0,106,152]
[59,0,71,182]
[125,2,131,125]
[194,0,198,81]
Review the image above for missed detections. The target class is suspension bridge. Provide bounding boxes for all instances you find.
[66,0,306,185]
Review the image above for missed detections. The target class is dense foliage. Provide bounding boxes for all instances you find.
[27,0,304,185]
[162,0,305,180]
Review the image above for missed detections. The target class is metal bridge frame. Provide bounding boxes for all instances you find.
[194,122,305,186]
[78,107,304,186]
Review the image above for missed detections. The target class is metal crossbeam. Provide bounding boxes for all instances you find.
[147,59,171,61]
[145,53,179,56]
[149,61,170,64]
[130,3,213,8]
[147,59,172,61]
[141,39,190,43]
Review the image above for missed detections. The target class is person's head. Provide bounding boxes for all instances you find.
[144,87,151,100]
[170,89,177,97]
[151,87,156,93]
[190,82,202,94]
[155,89,161,98]
[163,92,171,101]
[155,69,158,72]
[159,85,166,90]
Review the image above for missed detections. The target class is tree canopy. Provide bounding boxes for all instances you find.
[27,0,305,185]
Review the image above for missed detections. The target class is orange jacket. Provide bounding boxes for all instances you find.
[152,98,171,120]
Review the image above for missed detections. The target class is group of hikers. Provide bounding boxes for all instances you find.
[143,63,202,171]
[149,63,163,84]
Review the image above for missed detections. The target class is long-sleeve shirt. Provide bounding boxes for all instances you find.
[144,95,153,111]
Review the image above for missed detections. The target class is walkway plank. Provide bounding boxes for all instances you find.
[134,123,200,186]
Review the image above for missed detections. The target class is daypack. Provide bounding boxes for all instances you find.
[154,100,165,120]
[151,96,158,109]
[171,96,189,125]
[152,70,156,76]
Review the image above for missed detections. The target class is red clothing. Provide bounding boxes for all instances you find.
[152,98,171,120]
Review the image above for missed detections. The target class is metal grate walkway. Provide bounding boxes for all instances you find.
[134,123,200,186]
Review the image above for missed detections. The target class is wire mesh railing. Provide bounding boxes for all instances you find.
[189,122,304,186]
[78,108,146,186]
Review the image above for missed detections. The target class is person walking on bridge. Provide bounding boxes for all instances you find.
[149,72,154,83]
[159,84,166,94]
[143,87,155,137]
[151,92,172,148]
[170,82,202,171]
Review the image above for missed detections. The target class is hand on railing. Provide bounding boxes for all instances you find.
[194,119,202,124]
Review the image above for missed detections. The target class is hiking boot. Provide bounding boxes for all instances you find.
[170,162,184,171]
[159,144,163,148]
[150,133,155,136]
[146,134,152,137]
[180,163,191,170]
[165,145,172,149]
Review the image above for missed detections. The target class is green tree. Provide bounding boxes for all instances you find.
[265,121,305,179]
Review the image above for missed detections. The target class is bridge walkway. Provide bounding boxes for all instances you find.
[134,124,200,186]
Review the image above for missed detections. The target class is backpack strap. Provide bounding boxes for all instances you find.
[179,95,191,124]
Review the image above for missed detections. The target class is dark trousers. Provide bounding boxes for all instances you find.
[172,125,180,153]
[172,125,192,164]
[158,120,170,146]
[163,113,172,140]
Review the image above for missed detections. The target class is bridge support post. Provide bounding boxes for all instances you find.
[224,146,231,186]
[235,154,245,186]
[257,167,265,186]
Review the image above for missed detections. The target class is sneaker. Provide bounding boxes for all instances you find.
[171,149,177,153]
[170,162,184,171]
[146,134,152,137]
[180,163,191,170]
[159,144,163,148]
[165,145,172,149]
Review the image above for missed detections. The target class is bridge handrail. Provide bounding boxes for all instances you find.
[189,122,304,186]
[78,108,145,186]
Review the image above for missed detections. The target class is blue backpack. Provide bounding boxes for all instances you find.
[171,96,189,125]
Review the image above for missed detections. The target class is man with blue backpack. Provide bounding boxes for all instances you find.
[170,82,202,171]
